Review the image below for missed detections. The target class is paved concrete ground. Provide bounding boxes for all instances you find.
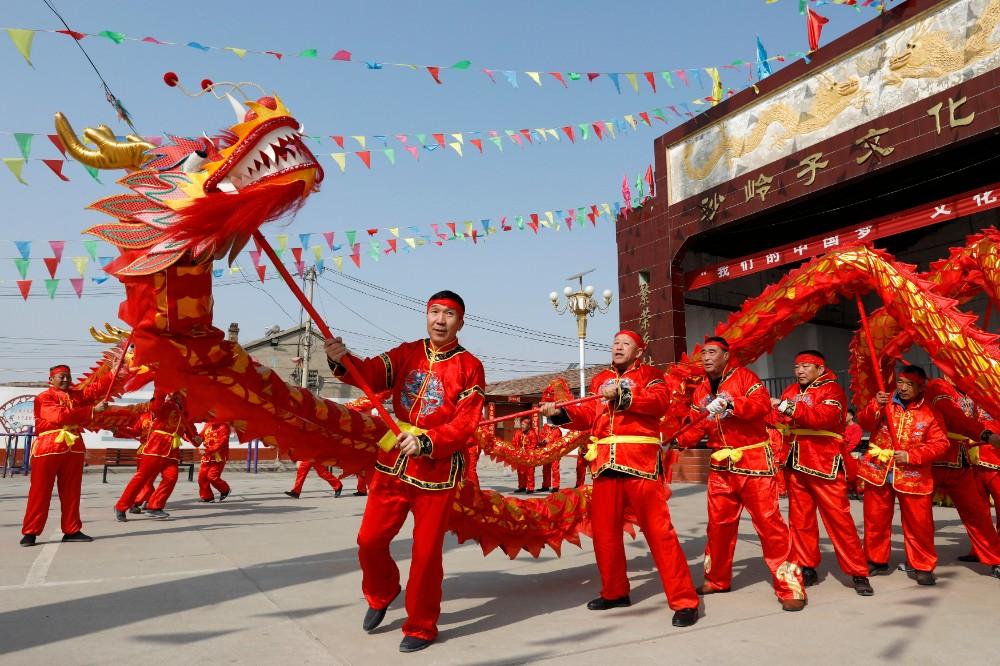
[0,458,998,665]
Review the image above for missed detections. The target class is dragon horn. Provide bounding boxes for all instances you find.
[54,112,154,170]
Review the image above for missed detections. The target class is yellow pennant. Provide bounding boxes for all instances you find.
[625,72,639,93]
[331,152,347,172]
[525,71,542,86]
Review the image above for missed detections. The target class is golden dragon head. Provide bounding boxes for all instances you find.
[58,80,324,276]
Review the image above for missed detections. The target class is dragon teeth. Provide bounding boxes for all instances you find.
[217,179,237,193]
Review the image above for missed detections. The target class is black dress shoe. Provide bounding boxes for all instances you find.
[526,489,535,494]
[284,491,300,499]
[915,570,936,586]
[353,491,367,496]
[852,576,874,596]
[19,534,36,547]
[957,553,980,563]
[539,486,550,492]
[334,488,342,498]
[514,488,526,494]
[672,607,698,627]
[219,491,230,502]
[363,605,388,632]
[868,561,890,576]
[399,636,433,653]
[115,509,128,522]
[586,595,631,610]
[801,566,818,587]
[62,531,93,542]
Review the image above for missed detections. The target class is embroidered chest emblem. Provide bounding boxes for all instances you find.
[599,377,636,396]
[401,369,444,417]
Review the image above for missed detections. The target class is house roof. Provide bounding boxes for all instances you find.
[486,366,605,401]
[242,322,324,351]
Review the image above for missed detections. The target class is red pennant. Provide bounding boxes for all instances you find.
[561,126,575,143]
[529,214,540,234]
[16,280,31,300]
[446,222,458,238]
[42,160,69,181]
[332,49,352,61]
[366,228,379,236]
[567,217,574,231]
[350,254,361,268]
[331,135,345,149]
[356,151,371,168]
[426,66,442,84]
[433,133,446,149]
[471,230,479,244]
[70,278,84,298]
[639,112,651,127]
[43,257,59,278]
[256,265,267,282]
[519,129,533,144]
[387,239,398,253]
[549,72,567,87]
[265,51,283,59]
[645,165,655,195]
[291,247,303,263]
[643,72,656,93]
[470,138,483,153]
[56,29,86,40]
[249,250,262,267]
[294,260,305,276]
[142,36,164,44]
[586,73,600,81]
[807,8,829,51]
[323,231,335,249]
[500,216,511,231]
[592,123,604,141]
[48,135,67,157]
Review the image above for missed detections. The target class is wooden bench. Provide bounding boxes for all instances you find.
[102,448,197,483]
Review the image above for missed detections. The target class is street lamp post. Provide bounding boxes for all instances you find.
[549,269,613,398]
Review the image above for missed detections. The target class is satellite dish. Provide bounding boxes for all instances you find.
[264,325,281,337]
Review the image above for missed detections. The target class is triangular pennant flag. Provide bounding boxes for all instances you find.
[331,135,345,149]
[405,145,420,160]
[562,126,575,143]
[587,72,601,81]
[333,256,344,272]
[83,165,102,183]
[624,73,639,93]
[389,227,400,238]
[291,247,303,263]
[256,265,267,282]
[807,8,830,51]
[607,73,621,94]
[643,72,657,93]
[384,148,396,164]
[43,257,59,278]
[311,245,324,262]
[470,138,483,153]
[72,256,88,276]
[83,239,97,262]
[98,30,125,44]
[451,59,471,69]
[676,70,689,86]
[366,228,379,236]
[525,71,542,86]
[639,112,651,126]
[489,136,503,151]
[323,231,335,249]
[42,159,69,181]
[276,234,289,251]
[432,133,446,148]
[249,249,262,267]
[346,230,357,247]
[6,29,35,66]
[706,67,723,106]
[48,240,65,262]
[298,233,311,249]
[449,142,463,157]
[578,124,590,141]
[48,134,67,156]
[14,258,30,279]
[549,72,568,87]
[16,279,31,300]
[756,36,774,80]
[294,260,306,275]
[527,214,539,234]
[592,123,604,141]
[356,151,372,168]
[212,268,224,278]
[224,46,248,58]
[13,133,33,160]
[503,71,518,88]
[298,48,319,58]
[352,135,367,149]
[70,277,83,298]
[14,241,31,260]
[426,66,442,84]
[3,158,27,185]
[387,239,397,253]
[333,49,352,61]
[405,237,416,250]
[331,152,347,172]
[45,278,59,299]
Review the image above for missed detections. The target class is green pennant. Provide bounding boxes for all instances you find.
[489,136,503,151]
[83,165,102,184]
[6,28,35,66]
[567,72,581,80]
[82,239,98,262]
[384,148,396,165]
[346,230,356,247]
[416,133,427,146]
[515,215,525,230]
[660,71,674,88]
[798,0,806,13]
[577,124,590,141]
[98,30,125,44]
[13,133,33,160]
[14,258,30,279]
[298,48,318,58]
[45,278,59,298]
[451,59,471,69]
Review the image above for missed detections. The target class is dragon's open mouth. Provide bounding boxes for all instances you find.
[204,117,322,193]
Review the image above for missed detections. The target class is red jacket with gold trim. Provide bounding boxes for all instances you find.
[678,366,775,476]
[333,338,485,490]
[513,428,538,452]
[924,379,988,469]
[31,387,96,457]
[775,371,847,480]
[134,395,200,460]
[200,422,231,463]
[557,361,668,480]
[857,394,950,495]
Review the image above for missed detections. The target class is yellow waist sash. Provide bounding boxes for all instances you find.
[37,428,80,447]
[376,421,427,453]
[585,435,661,462]
[867,443,894,463]
[947,432,970,441]
[153,429,183,449]
[968,445,981,465]
[776,424,843,440]
[710,440,768,463]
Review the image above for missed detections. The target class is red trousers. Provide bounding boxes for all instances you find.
[591,474,698,609]
[843,454,860,489]
[541,460,561,489]
[357,472,456,641]
[933,467,1000,565]
[974,467,1000,530]
[575,455,588,487]
[22,452,84,536]
[116,456,178,512]
[863,483,937,571]
[704,470,805,601]
[291,461,342,494]
[787,470,868,576]
[463,446,479,485]
[517,465,535,491]
[198,460,231,501]
[356,469,369,494]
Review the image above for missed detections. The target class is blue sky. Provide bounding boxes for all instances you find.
[0,1,890,382]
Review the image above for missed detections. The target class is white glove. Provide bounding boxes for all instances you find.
[777,399,793,415]
[706,397,729,415]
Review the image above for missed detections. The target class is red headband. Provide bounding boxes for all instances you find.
[615,330,645,349]
[427,298,464,318]
[702,337,729,351]
[794,353,825,366]
[49,365,70,378]
[899,369,926,387]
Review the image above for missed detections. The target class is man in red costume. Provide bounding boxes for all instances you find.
[114,390,202,521]
[324,290,485,653]
[539,422,561,492]
[857,366,950,585]
[843,408,864,499]
[541,330,699,627]
[677,337,807,611]
[923,378,1000,579]
[284,460,343,498]
[354,468,369,496]
[512,419,537,494]
[20,365,108,546]
[198,421,232,502]
[772,350,873,596]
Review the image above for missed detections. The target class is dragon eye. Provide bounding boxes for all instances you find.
[244,109,258,122]
[256,96,277,110]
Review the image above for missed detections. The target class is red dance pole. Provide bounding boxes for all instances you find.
[478,394,604,428]
[251,231,401,437]
[855,295,899,449]
[101,331,134,404]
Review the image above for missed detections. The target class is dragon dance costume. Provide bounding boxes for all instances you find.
[775,362,868,579]
[198,422,232,502]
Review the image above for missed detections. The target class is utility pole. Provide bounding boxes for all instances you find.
[300,266,317,390]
